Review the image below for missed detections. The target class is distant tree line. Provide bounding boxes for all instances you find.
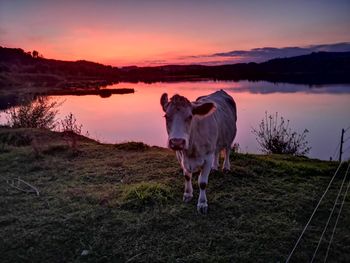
[1,46,350,85]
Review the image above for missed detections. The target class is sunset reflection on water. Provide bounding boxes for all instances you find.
[48,81,350,160]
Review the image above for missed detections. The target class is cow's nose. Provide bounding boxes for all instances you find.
[169,138,185,150]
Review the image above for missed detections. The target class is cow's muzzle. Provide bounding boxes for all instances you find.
[169,138,186,151]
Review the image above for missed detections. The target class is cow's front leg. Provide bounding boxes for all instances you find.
[183,171,193,203]
[197,154,214,214]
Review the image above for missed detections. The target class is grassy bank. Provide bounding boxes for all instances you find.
[0,128,349,262]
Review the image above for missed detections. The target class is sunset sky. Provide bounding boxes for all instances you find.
[1,0,350,66]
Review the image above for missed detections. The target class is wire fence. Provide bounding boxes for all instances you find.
[344,145,350,155]
[330,141,340,161]
[286,162,350,262]
[324,164,350,262]
[342,127,350,161]
[285,162,343,262]
[331,126,350,161]
[310,163,350,262]
[286,125,350,262]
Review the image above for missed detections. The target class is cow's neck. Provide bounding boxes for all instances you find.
[183,119,212,159]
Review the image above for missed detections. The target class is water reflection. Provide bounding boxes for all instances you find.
[227,82,350,94]
[0,88,134,110]
[1,80,350,160]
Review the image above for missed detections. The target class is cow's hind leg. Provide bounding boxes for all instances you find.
[212,151,220,171]
[223,147,231,172]
[183,171,193,203]
[197,154,214,214]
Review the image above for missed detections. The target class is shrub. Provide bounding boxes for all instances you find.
[252,112,310,156]
[6,96,60,130]
[60,113,83,151]
[60,113,82,135]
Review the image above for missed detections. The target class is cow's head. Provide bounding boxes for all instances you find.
[160,93,216,151]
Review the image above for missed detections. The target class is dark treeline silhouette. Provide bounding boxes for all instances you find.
[120,52,350,84]
[0,47,118,79]
[1,46,350,87]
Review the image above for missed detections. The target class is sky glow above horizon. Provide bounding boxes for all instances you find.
[1,0,350,66]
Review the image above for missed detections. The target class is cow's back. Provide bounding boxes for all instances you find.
[196,90,237,150]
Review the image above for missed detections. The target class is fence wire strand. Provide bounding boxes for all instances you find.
[323,163,350,263]
[331,141,341,160]
[285,162,343,263]
[310,163,350,262]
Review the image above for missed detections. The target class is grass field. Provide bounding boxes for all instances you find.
[0,127,349,262]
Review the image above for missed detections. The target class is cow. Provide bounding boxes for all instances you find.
[160,89,237,214]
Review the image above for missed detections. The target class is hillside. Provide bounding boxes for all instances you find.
[1,47,350,95]
[0,47,121,96]
[0,127,349,262]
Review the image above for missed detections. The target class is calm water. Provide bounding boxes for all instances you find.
[2,81,350,160]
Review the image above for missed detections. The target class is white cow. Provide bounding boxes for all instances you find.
[160,89,237,214]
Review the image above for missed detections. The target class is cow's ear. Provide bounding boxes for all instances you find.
[160,93,169,112]
[192,102,216,116]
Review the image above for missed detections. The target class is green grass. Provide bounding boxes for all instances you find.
[0,127,349,262]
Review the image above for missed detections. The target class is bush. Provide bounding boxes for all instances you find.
[252,112,310,156]
[60,113,82,134]
[6,97,60,130]
[60,113,83,151]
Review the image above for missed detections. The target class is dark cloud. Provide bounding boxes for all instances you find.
[129,42,350,67]
[198,42,350,64]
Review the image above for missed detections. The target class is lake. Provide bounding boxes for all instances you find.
[1,80,350,161]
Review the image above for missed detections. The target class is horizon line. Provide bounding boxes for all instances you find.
[2,41,350,68]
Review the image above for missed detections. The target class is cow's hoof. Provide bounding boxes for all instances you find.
[183,193,193,203]
[197,203,208,214]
